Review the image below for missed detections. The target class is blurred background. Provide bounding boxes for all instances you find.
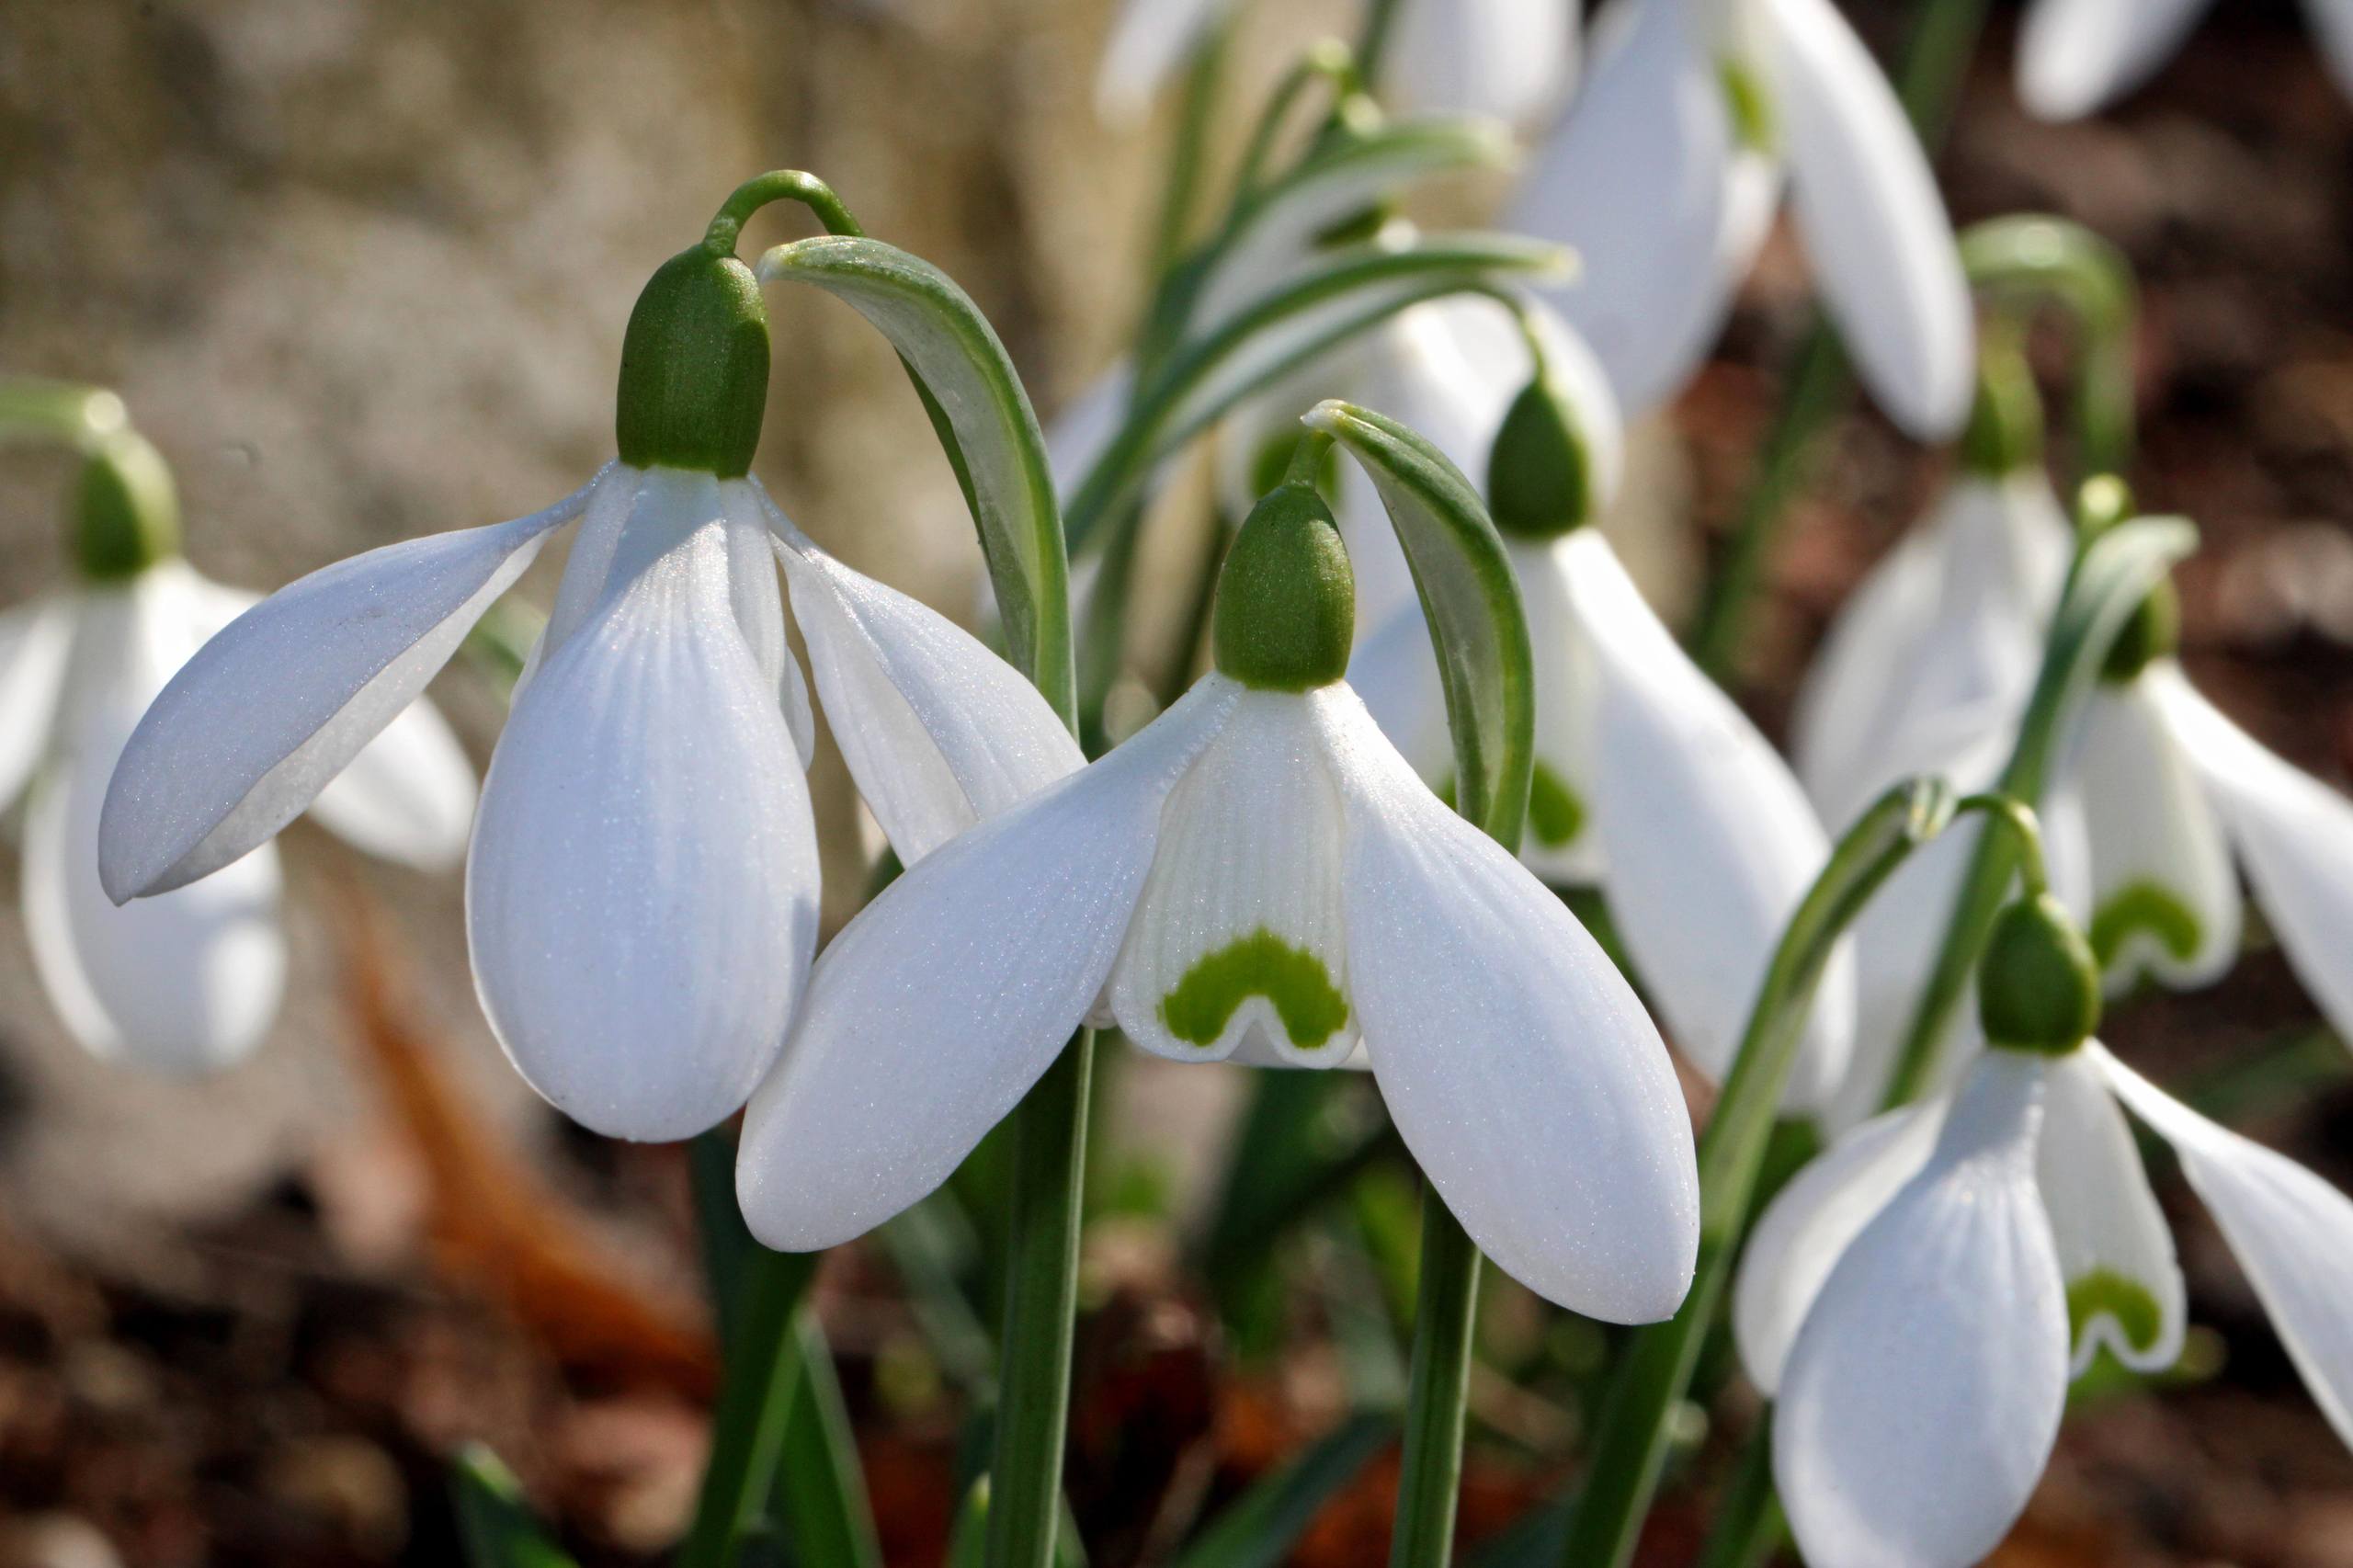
[4,0,2353,1562]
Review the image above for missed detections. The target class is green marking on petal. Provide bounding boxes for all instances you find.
[2089,880,2202,971]
[1159,928,1349,1050]
[2067,1268,2165,1357]
[1527,762,1586,850]
[1718,57,1778,153]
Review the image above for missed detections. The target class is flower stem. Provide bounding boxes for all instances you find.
[1556,779,1959,1568]
[703,170,866,255]
[1691,1429,1786,1568]
[1390,1195,1482,1568]
[678,1244,822,1568]
[984,1031,1097,1568]
[1686,0,1995,680]
[0,377,128,449]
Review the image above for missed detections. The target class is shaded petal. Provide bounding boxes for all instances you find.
[1386,0,1577,125]
[1733,1096,1947,1395]
[2039,1047,2184,1375]
[99,469,604,901]
[1776,1051,2067,1568]
[1515,535,1607,883]
[771,522,1082,866]
[2017,0,2216,119]
[737,676,1240,1251]
[28,579,284,1073]
[1319,687,1699,1321]
[2097,1042,2353,1446]
[1563,531,1854,1108]
[1508,0,1774,415]
[2148,665,2353,1043]
[2310,0,2353,100]
[2064,672,2239,992]
[1110,689,1355,1065]
[0,595,72,812]
[467,480,819,1142]
[1096,0,1228,123]
[1047,359,1136,502]
[1767,0,1973,437]
[1346,598,1455,787]
[1831,824,1984,1133]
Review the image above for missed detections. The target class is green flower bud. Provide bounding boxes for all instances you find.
[614,244,770,477]
[1959,343,2044,478]
[2100,578,2178,685]
[1212,480,1355,691]
[74,429,181,582]
[1485,375,1594,540]
[1976,892,2101,1055]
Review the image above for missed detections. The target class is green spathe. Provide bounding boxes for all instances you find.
[614,245,770,477]
[2100,579,2179,685]
[1485,377,1592,540]
[1211,481,1355,690]
[1977,893,2102,1054]
[1159,928,1350,1050]
[75,429,181,582]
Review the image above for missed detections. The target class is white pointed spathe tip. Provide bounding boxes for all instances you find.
[1316,687,1699,1323]
[2016,0,2216,120]
[2096,1042,2353,1447]
[737,676,1240,1252]
[2038,1046,2185,1376]
[98,468,607,904]
[1775,1051,2067,1568]
[1560,529,1855,1110]
[467,472,819,1143]
[1765,0,1974,438]
[756,488,1083,867]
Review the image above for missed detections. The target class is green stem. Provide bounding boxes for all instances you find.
[1151,26,1231,281]
[1390,1197,1483,1568]
[704,170,866,253]
[1686,0,1995,680]
[0,378,129,450]
[1691,1430,1785,1568]
[1355,0,1404,90]
[678,1247,822,1568]
[984,1032,1097,1568]
[1556,780,1958,1568]
[1960,216,2140,479]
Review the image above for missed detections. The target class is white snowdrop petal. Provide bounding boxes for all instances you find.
[2065,673,2240,993]
[1319,688,1699,1322]
[2017,0,2216,119]
[98,470,604,903]
[467,482,819,1142]
[0,596,72,812]
[1563,532,1853,1108]
[305,700,477,869]
[2149,665,2353,1044]
[2037,1047,2185,1375]
[1096,0,1228,123]
[28,580,285,1073]
[1508,0,1768,416]
[2310,0,2353,99]
[1514,536,1607,883]
[1346,599,1455,788]
[775,535,1083,866]
[1733,1096,1947,1395]
[739,677,1237,1254]
[1110,690,1355,1065]
[1831,824,1984,1132]
[1386,0,1577,125]
[1776,1052,2067,1568]
[539,467,643,665]
[2097,1042,2353,1446]
[1767,0,1973,437]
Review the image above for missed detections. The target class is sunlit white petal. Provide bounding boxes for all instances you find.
[0,596,73,812]
[1386,0,1578,126]
[2038,1047,2184,1374]
[2016,0,2217,119]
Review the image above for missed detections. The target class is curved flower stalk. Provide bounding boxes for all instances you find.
[1347,331,1853,1109]
[1507,0,1973,437]
[99,178,1082,1142]
[1738,882,2353,1568]
[1094,0,1580,129]
[2018,0,2353,119]
[738,460,1701,1321]
[0,403,472,1073]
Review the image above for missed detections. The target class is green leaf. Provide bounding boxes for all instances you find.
[771,1312,884,1568]
[1305,398,1535,847]
[757,234,1074,725]
[1170,1415,1395,1568]
[450,1445,580,1568]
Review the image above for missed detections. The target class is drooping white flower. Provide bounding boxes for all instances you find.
[0,427,472,1074]
[1508,0,1973,437]
[1347,338,1851,1109]
[100,241,1081,1142]
[737,475,1700,1318]
[2018,0,2353,120]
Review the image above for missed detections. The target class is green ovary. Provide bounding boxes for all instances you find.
[2068,1269,2165,1359]
[2089,881,2202,971]
[1159,928,1350,1051]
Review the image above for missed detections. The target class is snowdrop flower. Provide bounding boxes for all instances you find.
[1095,0,1580,129]
[0,423,472,1072]
[2018,0,2353,119]
[1738,890,2353,1568]
[1509,0,1972,437]
[100,228,1081,1141]
[1348,346,1855,1108]
[738,472,1700,1319]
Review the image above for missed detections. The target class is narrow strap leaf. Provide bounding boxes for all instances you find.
[450,1445,581,1568]
[1307,398,1535,848]
[770,1312,885,1568]
[1171,1414,1396,1568]
[758,234,1075,727]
